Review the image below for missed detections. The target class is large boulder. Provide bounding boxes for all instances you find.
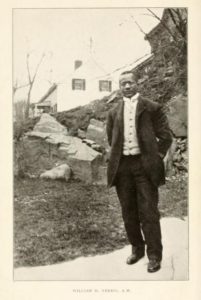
[15,135,61,177]
[20,131,103,183]
[167,95,187,137]
[57,136,103,183]
[86,119,109,149]
[33,113,68,135]
[40,164,71,181]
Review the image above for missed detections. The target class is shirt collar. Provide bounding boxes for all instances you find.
[123,92,139,103]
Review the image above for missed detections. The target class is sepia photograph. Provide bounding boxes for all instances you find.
[13,7,188,281]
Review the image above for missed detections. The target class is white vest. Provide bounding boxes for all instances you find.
[123,93,141,156]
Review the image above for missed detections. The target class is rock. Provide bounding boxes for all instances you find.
[86,119,109,149]
[167,94,187,137]
[95,166,107,185]
[91,144,102,152]
[57,137,103,183]
[181,150,188,162]
[165,67,174,76]
[15,136,61,177]
[90,119,105,128]
[20,130,103,183]
[77,129,86,139]
[82,139,96,146]
[173,162,187,172]
[26,131,51,139]
[33,113,68,135]
[173,151,182,162]
[40,164,71,181]
[179,144,186,152]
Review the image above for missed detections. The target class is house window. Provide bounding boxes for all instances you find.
[72,79,86,90]
[99,80,112,92]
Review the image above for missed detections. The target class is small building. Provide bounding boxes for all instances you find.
[145,8,187,54]
[34,84,57,116]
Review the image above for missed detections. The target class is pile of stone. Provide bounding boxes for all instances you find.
[165,137,188,178]
[14,113,106,184]
[172,138,188,173]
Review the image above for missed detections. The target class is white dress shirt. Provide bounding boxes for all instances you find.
[123,93,141,156]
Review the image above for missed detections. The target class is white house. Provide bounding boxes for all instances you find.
[56,56,119,112]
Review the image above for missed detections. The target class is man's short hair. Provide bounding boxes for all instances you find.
[120,71,137,80]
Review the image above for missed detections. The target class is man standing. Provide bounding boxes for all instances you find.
[106,71,172,273]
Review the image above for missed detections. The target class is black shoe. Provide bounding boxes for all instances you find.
[126,246,145,265]
[147,259,161,273]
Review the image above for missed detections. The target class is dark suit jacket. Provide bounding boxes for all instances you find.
[106,95,172,187]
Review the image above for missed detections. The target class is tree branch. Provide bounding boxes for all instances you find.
[134,20,147,36]
[24,52,45,119]
[13,82,30,95]
[26,53,32,84]
[32,53,45,83]
[147,8,178,43]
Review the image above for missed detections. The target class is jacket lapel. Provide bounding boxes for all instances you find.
[116,98,124,137]
[135,96,146,132]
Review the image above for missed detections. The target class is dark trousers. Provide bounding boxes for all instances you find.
[115,155,162,261]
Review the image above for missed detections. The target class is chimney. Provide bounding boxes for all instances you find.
[74,60,82,70]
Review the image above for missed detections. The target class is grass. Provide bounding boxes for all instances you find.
[14,175,187,268]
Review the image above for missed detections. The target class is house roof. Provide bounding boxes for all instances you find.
[131,54,154,72]
[36,101,51,107]
[68,56,111,81]
[37,83,57,104]
[145,8,187,41]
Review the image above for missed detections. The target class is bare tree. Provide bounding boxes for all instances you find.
[24,52,45,119]
[13,80,30,97]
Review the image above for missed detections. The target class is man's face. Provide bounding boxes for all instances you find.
[119,73,138,98]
